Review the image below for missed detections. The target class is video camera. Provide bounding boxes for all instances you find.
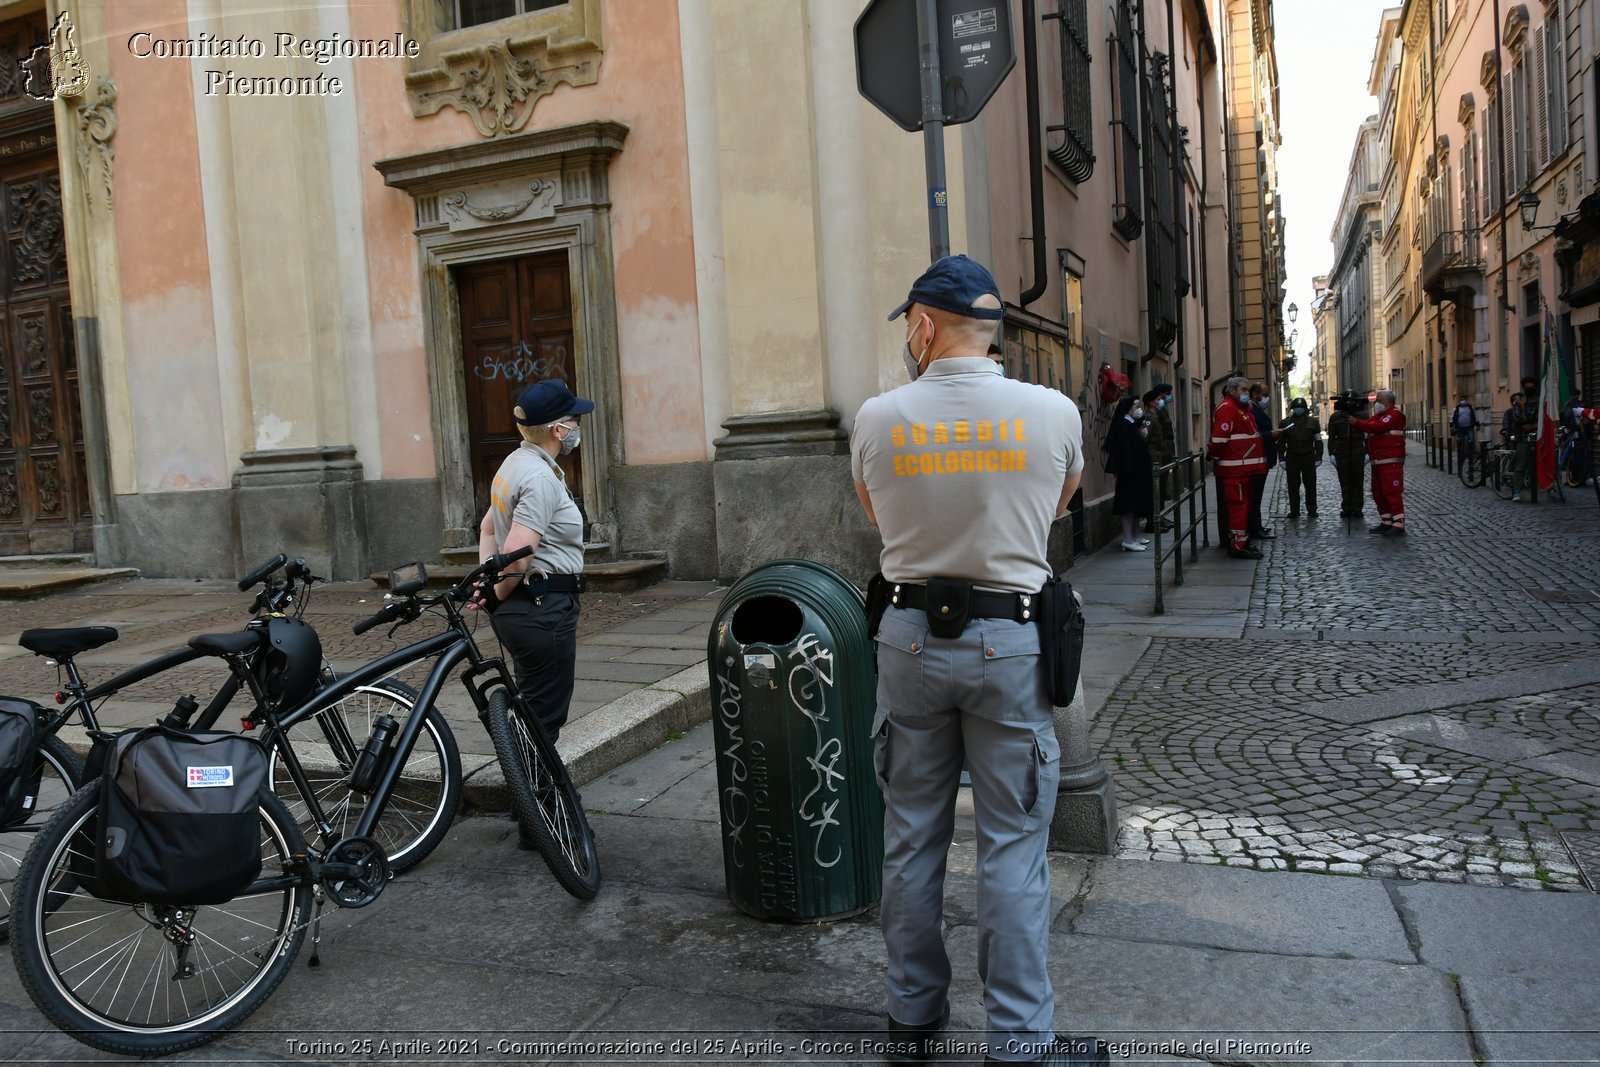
[1328,391,1370,415]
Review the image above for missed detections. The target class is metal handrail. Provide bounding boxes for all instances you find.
[1150,450,1210,615]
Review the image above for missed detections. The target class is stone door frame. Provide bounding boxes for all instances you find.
[376,121,627,548]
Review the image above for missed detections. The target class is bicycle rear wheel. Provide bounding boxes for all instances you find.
[10,786,310,1056]
[1564,442,1593,487]
[1458,448,1483,488]
[269,680,460,876]
[484,689,601,900]
[1492,455,1515,499]
[0,734,84,941]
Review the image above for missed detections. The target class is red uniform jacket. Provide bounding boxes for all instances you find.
[1208,399,1265,480]
[1350,407,1408,465]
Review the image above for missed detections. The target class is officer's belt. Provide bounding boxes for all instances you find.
[891,582,1035,624]
[510,572,586,596]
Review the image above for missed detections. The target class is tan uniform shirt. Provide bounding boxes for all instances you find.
[851,357,1083,594]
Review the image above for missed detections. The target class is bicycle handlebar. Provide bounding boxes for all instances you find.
[238,553,288,592]
[352,601,407,636]
[351,546,535,635]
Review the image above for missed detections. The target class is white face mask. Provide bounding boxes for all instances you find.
[1372,403,1386,414]
[558,422,581,455]
[902,316,932,382]
[1130,405,1145,420]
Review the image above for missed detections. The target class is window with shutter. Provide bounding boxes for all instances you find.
[1532,31,1549,169]
[1483,104,1499,214]
[1046,0,1095,183]
[1109,0,1143,240]
[1545,10,1568,159]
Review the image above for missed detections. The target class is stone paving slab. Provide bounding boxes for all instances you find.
[945,928,1475,1065]
[1293,661,1600,726]
[1371,714,1565,763]
[1457,974,1600,1066]
[1394,880,1600,982]
[1070,861,1414,963]
[1515,750,1600,788]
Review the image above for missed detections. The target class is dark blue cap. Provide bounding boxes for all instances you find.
[513,379,595,425]
[887,255,1005,321]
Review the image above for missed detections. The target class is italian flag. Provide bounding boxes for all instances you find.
[1535,315,1572,492]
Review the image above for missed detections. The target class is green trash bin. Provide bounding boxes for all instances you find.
[707,559,883,921]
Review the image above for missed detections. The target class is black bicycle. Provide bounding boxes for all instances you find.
[0,554,449,938]
[8,550,598,1056]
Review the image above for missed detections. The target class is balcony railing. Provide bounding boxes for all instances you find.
[1422,228,1484,302]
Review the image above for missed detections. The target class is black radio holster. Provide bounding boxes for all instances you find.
[1036,575,1085,706]
[865,573,892,638]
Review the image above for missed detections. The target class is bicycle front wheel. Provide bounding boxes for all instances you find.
[0,734,84,941]
[10,786,310,1056]
[1564,443,1593,487]
[1458,448,1483,488]
[484,690,601,900]
[270,680,461,876]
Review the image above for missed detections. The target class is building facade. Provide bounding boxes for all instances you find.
[1218,0,1290,401]
[8,0,1251,580]
[1309,274,1336,400]
[1331,111,1388,397]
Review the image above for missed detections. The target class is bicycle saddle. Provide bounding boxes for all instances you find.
[188,631,262,657]
[19,626,119,658]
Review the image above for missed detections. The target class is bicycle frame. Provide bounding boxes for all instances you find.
[248,610,514,879]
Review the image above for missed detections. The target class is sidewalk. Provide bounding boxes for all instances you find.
[3,477,1598,1063]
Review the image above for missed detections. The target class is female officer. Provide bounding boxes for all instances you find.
[478,378,591,742]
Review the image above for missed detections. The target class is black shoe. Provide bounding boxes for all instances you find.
[1367,524,1387,534]
[1287,510,1300,519]
[886,1001,949,1064]
[1250,529,1276,540]
[1389,526,1406,536]
[1308,510,1319,518]
[1228,546,1263,560]
[985,1034,1111,1067]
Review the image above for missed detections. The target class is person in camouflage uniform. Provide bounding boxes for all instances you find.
[1142,385,1176,534]
[1327,397,1367,518]
[1279,397,1322,519]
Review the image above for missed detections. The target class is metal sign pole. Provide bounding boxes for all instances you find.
[916,0,949,260]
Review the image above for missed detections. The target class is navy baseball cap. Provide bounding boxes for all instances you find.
[513,379,595,425]
[887,255,1006,321]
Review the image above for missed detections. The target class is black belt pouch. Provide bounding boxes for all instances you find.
[924,577,973,639]
[1036,576,1085,705]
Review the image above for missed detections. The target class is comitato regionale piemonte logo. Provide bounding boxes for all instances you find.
[22,11,90,102]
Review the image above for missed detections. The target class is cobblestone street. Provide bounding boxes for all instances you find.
[1095,452,1600,890]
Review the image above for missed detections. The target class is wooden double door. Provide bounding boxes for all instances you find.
[0,14,87,555]
[455,250,584,526]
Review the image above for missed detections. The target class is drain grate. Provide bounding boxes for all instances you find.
[1524,586,1600,604]
[1559,831,1600,892]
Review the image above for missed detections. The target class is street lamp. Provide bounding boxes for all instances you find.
[1288,329,1299,350]
[1519,189,1578,233]
[1287,302,1298,324]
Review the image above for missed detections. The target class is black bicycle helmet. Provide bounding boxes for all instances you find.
[252,616,323,708]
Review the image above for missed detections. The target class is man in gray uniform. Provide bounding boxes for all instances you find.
[852,256,1105,1067]
[479,379,591,742]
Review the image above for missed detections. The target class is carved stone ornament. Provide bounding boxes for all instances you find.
[442,177,560,231]
[1459,92,1475,126]
[404,1,602,139]
[1502,4,1529,49]
[75,76,115,209]
[1480,51,1499,91]
[1519,251,1539,279]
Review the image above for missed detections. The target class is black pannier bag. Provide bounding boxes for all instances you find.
[1035,576,1086,707]
[89,726,268,905]
[0,697,41,826]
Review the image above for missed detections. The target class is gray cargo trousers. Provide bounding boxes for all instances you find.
[872,605,1062,1060]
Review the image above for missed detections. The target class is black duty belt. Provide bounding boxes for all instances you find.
[512,572,586,596]
[891,582,1036,624]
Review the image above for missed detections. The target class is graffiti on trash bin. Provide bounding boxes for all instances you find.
[715,667,751,868]
[788,634,844,870]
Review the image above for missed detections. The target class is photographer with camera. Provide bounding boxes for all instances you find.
[1327,393,1368,519]
[1348,388,1408,536]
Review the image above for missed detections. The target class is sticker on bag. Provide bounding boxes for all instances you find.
[186,765,235,788]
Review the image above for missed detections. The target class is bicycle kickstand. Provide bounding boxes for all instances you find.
[307,889,327,968]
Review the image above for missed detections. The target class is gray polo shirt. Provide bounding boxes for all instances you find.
[489,443,585,575]
[851,356,1083,594]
